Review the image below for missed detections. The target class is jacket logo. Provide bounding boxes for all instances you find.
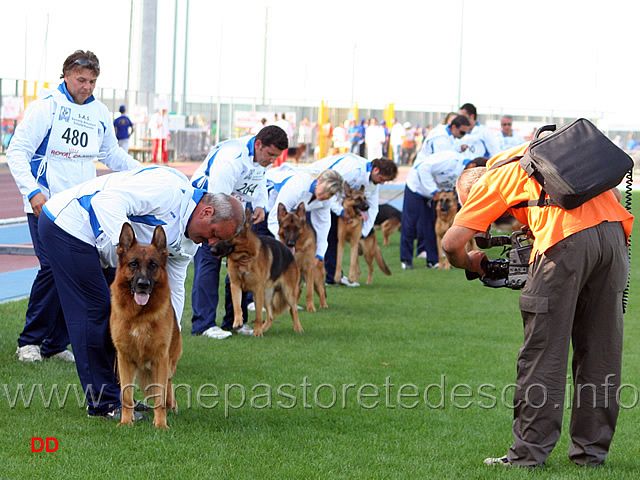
[59,107,71,122]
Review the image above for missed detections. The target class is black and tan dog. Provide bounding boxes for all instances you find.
[374,204,402,246]
[433,191,477,270]
[277,202,328,312]
[336,184,391,285]
[210,208,302,336]
[110,223,182,429]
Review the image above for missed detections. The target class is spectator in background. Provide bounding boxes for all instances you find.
[113,105,134,152]
[348,119,364,154]
[381,120,390,157]
[274,113,294,166]
[297,117,313,160]
[497,114,525,151]
[149,108,169,164]
[400,122,416,165]
[390,119,406,164]
[250,117,267,135]
[365,118,385,161]
[626,133,637,152]
[332,120,350,154]
[458,102,501,159]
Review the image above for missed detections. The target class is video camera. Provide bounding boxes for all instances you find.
[465,230,532,289]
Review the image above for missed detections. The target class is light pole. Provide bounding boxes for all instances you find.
[262,6,269,105]
[457,0,465,108]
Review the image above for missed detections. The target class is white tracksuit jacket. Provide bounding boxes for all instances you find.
[7,82,140,213]
[42,166,202,324]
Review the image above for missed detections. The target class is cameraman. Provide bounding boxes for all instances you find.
[441,143,633,468]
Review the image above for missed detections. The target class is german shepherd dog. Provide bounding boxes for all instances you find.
[434,191,476,270]
[336,184,391,284]
[277,202,328,312]
[374,204,402,246]
[210,208,302,336]
[110,223,182,429]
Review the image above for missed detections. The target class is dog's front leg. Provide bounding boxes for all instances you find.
[116,353,137,427]
[230,277,244,329]
[150,355,170,429]
[253,285,265,336]
[335,220,346,282]
[304,262,316,312]
[348,235,360,283]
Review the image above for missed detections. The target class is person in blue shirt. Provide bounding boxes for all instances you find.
[113,105,134,152]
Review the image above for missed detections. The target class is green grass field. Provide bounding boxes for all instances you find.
[1,218,639,479]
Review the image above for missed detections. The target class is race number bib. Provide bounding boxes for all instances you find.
[48,102,100,162]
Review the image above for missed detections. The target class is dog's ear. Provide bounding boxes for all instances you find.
[151,225,167,252]
[343,182,352,197]
[277,203,288,222]
[295,202,306,219]
[117,222,137,257]
[244,206,254,228]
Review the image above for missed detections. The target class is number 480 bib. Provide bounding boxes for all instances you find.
[48,102,100,162]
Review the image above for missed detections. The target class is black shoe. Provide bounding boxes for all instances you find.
[89,406,148,421]
[401,262,414,270]
[134,400,152,412]
[426,262,440,269]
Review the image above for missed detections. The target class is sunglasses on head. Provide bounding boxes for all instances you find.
[73,58,100,69]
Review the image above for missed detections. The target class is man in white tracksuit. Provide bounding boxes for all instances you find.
[302,153,398,284]
[39,166,244,420]
[400,150,470,269]
[7,50,141,363]
[458,102,502,160]
[190,125,288,339]
[265,166,344,263]
[420,115,472,156]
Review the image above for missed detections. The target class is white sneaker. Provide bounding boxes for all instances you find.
[16,345,42,362]
[340,275,360,287]
[201,326,232,339]
[417,251,427,259]
[234,324,254,335]
[50,350,75,362]
[247,302,266,312]
[484,455,512,467]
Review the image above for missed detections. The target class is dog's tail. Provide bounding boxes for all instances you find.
[374,245,392,276]
[272,289,290,316]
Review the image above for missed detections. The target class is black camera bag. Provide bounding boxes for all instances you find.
[493,118,633,210]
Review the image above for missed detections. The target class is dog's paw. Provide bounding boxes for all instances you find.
[117,421,133,427]
[306,304,316,312]
[294,326,304,333]
[319,303,328,309]
[253,329,264,337]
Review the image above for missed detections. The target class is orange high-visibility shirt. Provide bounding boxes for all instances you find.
[454,143,633,259]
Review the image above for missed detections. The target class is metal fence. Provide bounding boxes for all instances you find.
[1,76,629,161]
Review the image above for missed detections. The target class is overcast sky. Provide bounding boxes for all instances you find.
[2,0,639,127]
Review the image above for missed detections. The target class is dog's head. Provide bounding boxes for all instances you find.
[435,191,458,219]
[209,206,253,258]
[117,223,168,307]
[343,184,369,219]
[277,202,306,253]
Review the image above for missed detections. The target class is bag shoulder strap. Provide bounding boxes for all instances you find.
[487,155,556,209]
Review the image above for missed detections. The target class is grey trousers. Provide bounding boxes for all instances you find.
[507,221,629,466]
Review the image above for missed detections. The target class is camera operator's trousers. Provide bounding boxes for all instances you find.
[508,221,628,467]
